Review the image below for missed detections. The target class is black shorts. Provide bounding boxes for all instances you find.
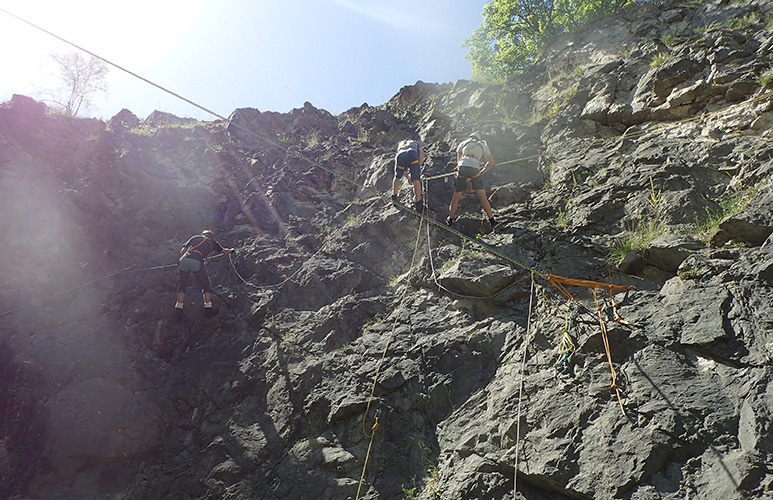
[454,165,484,192]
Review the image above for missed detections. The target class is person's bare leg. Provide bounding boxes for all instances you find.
[448,191,463,219]
[412,179,422,202]
[476,190,493,219]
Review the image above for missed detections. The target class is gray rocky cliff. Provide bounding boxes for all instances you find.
[1,0,773,499]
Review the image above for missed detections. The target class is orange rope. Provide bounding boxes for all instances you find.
[608,287,628,324]
[546,274,630,295]
[547,278,574,301]
[593,289,626,416]
[542,273,630,415]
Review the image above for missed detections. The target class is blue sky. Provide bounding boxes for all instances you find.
[0,0,489,120]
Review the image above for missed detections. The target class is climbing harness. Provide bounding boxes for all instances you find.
[181,235,213,260]
[396,158,420,172]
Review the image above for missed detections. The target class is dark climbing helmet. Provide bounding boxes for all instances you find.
[202,229,215,239]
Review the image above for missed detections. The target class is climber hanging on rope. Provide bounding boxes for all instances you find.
[392,138,425,212]
[447,132,497,228]
[175,229,235,318]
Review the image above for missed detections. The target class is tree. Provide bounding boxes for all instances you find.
[464,0,632,82]
[45,51,109,116]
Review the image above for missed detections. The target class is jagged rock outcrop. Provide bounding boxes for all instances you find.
[1,0,773,499]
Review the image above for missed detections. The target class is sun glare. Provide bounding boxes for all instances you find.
[0,0,205,106]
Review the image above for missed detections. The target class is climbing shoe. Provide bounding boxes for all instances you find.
[414,199,426,213]
[446,216,455,227]
[488,217,498,227]
[391,194,399,204]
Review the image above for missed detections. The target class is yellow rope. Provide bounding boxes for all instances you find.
[557,328,576,355]
[558,304,576,353]
[355,414,380,500]
[513,275,536,497]
[355,207,426,499]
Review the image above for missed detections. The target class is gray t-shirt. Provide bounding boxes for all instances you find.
[398,139,421,153]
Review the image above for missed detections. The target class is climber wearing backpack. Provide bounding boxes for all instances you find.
[446,132,497,227]
[175,229,235,317]
[392,138,425,212]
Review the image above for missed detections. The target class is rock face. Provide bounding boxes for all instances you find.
[2,0,773,498]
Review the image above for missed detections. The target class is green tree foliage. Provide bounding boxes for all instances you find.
[45,51,109,116]
[465,0,632,82]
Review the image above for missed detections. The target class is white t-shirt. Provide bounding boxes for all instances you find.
[457,138,491,168]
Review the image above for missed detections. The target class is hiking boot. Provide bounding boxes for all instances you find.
[414,199,425,213]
